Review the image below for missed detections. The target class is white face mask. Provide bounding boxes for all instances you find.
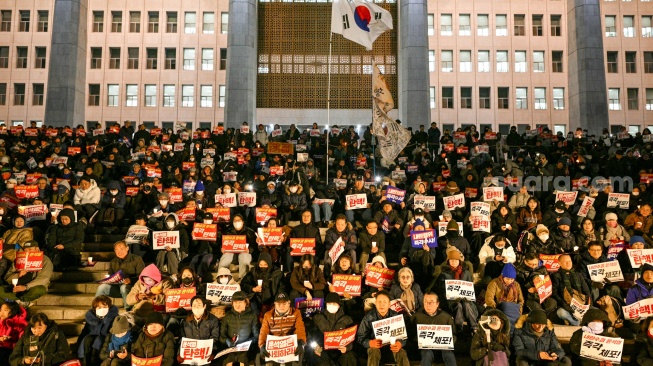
[326,304,340,314]
[5,183,14,189]
[633,192,640,196]
[224,188,231,194]
[233,221,243,230]
[110,190,118,195]
[160,200,169,206]
[538,234,549,242]
[219,277,229,284]
[555,209,564,214]
[587,321,604,334]
[192,307,205,318]
[96,307,109,318]
[290,187,298,193]
[203,220,213,224]
[166,221,176,229]
[114,331,127,338]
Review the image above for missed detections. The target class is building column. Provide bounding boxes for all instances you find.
[224,0,258,127]
[398,0,430,129]
[44,0,88,128]
[567,0,609,136]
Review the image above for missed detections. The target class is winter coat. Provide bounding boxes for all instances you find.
[9,320,71,366]
[74,179,101,205]
[470,309,511,366]
[289,266,327,294]
[626,278,653,305]
[373,209,404,232]
[512,315,565,362]
[290,219,324,252]
[550,228,576,253]
[324,224,357,253]
[101,181,127,209]
[180,313,221,354]
[46,220,85,253]
[4,254,53,291]
[76,306,120,358]
[131,330,176,366]
[312,307,355,351]
[358,230,386,254]
[478,237,516,265]
[108,253,146,284]
[99,331,132,363]
[410,308,456,343]
[517,209,541,231]
[357,308,407,348]
[485,276,524,313]
[569,309,620,366]
[282,185,307,213]
[240,254,285,306]
[542,208,572,228]
[551,268,591,310]
[636,333,653,366]
[508,192,530,213]
[389,282,424,313]
[259,308,306,347]
[515,263,549,303]
[126,264,173,308]
[0,306,27,349]
[219,306,259,347]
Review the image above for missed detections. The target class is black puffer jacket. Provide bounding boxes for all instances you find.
[240,252,285,306]
[469,309,511,366]
[9,320,71,366]
[312,307,354,351]
[512,315,566,362]
[569,308,620,366]
[131,329,176,366]
[180,312,221,354]
[45,209,85,253]
[219,306,259,347]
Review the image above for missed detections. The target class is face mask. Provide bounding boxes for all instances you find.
[110,190,118,195]
[538,234,549,242]
[58,165,64,170]
[290,187,298,193]
[219,277,230,284]
[579,165,586,170]
[447,230,459,237]
[133,180,140,186]
[96,308,109,318]
[633,192,640,196]
[555,209,564,214]
[160,200,168,206]
[224,188,231,194]
[181,277,193,285]
[114,331,128,338]
[415,216,424,221]
[268,188,275,193]
[326,304,340,314]
[166,221,176,229]
[38,164,44,168]
[587,321,604,334]
[192,308,205,318]
[233,222,243,230]
[607,221,618,228]
[5,184,14,189]
[561,230,570,237]
[203,220,213,224]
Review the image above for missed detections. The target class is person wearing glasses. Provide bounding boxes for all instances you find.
[389,267,423,314]
[358,220,386,274]
[411,292,456,366]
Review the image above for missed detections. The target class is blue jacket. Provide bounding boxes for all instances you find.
[626,278,653,305]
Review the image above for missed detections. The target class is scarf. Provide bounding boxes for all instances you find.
[498,276,520,303]
[561,269,582,292]
[400,283,416,312]
[450,264,463,280]
[583,230,596,243]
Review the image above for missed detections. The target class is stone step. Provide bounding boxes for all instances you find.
[51,270,109,283]
[81,252,114,262]
[29,305,90,320]
[56,320,86,338]
[49,282,101,295]
[34,293,124,307]
[82,242,116,252]
[77,261,111,272]
[87,234,126,243]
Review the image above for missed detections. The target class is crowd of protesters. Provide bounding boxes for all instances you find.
[0,120,652,365]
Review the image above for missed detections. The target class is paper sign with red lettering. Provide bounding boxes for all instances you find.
[571,296,590,320]
[483,187,504,201]
[213,125,224,135]
[125,225,149,244]
[442,144,454,153]
[206,283,240,305]
[556,191,578,206]
[572,177,590,190]
[391,170,406,182]
[437,222,463,238]
[0,194,19,209]
[165,288,196,312]
[240,125,250,134]
[385,186,405,204]
[290,238,316,256]
[252,147,264,157]
[624,297,653,320]
[389,299,412,315]
[18,205,48,222]
[331,274,362,296]
[642,174,653,184]
[96,271,125,285]
[607,241,625,261]
[456,146,469,154]
[310,129,321,137]
[587,261,623,282]
[267,142,294,155]
[539,254,561,272]
[484,132,497,140]
[333,179,348,189]
[410,230,437,248]
[577,197,595,217]
[92,128,104,136]
[61,360,82,366]
[23,128,37,137]
[265,335,299,364]
[238,192,256,207]
[579,333,624,363]
[470,202,491,217]
[175,208,196,222]
[471,216,491,233]
[46,129,58,137]
[443,193,465,210]
[453,132,466,140]
[445,280,475,301]
[257,227,283,246]
[174,143,186,152]
[146,168,161,178]
[152,231,180,250]
[269,166,284,176]
[192,223,218,242]
[371,315,407,344]
[271,129,283,138]
[131,355,163,366]
[9,126,23,134]
[324,325,358,350]
[15,185,38,199]
[413,195,436,211]
[417,324,454,350]
[346,194,368,209]
[206,207,230,223]
[255,207,277,224]
[25,174,42,185]
[182,162,195,171]
[14,251,44,272]
[147,146,161,155]
[627,248,653,268]
[215,193,237,208]
[68,147,81,156]
[407,164,418,173]
[164,188,183,203]
[313,198,335,206]
[432,181,447,192]
[178,338,212,365]
[222,235,248,253]
[533,274,553,303]
[365,266,395,289]
[504,177,520,186]
[464,187,478,199]
[329,238,345,264]
[607,193,629,209]
[125,187,139,197]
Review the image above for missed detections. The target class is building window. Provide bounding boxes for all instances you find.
[533,51,545,72]
[643,16,653,37]
[126,84,138,107]
[646,52,653,73]
[551,15,561,36]
[16,47,27,69]
[623,16,635,37]
[202,48,214,70]
[93,11,104,32]
[440,14,452,36]
[514,14,525,36]
[32,84,44,106]
[148,11,159,33]
[515,51,527,72]
[459,50,471,72]
[441,50,452,72]
[0,83,5,105]
[130,11,140,32]
[532,15,543,36]
[496,51,508,72]
[478,50,490,72]
[608,88,621,110]
[13,84,24,105]
[516,87,528,109]
[219,85,226,107]
[90,48,102,69]
[107,84,119,107]
[552,51,563,72]
[429,86,436,109]
[0,47,7,68]
[427,14,434,36]
[459,14,471,36]
[147,48,158,69]
[128,48,139,69]
[185,12,196,34]
[19,10,29,32]
[109,48,120,69]
[626,51,637,73]
[605,16,616,37]
[496,14,507,36]
[111,11,122,32]
[183,48,195,70]
[163,85,175,107]
[646,88,653,110]
[34,47,46,69]
[498,87,509,109]
[203,12,215,34]
[219,48,227,70]
[479,87,491,109]
[37,11,48,32]
[534,87,546,110]
[441,87,454,108]
[145,84,156,107]
[88,84,100,106]
[460,87,472,109]
[221,13,229,34]
[166,12,177,33]
[477,14,489,36]
[428,50,435,72]
[165,48,176,70]
[200,85,213,107]
[1,10,11,32]
[628,88,639,110]
[553,88,565,110]
[607,51,618,73]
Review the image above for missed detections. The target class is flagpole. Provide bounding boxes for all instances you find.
[371,61,376,178]
[326,31,333,183]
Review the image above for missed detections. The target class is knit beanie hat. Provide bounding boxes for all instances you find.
[501,263,517,279]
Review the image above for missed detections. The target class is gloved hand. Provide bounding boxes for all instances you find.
[226,339,234,347]
[592,281,605,289]
[260,346,270,358]
[295,340,305,355]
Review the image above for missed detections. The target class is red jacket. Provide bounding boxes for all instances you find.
[0,306,27,349]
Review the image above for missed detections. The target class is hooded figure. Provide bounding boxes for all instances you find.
[310,293,357,366]
[155,213,189,277]
[470,309,511,366]
[126,264,173,319]
[46,208,84,270]
[240,252,285,315]
[9,314,71,366]
[569,309,619,366]
[76,298,120,364]
[98,180,127,225]
[512,310,570,366]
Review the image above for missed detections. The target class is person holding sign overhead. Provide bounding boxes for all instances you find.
[309,293,357,366]
[0,240,52,308]
[512,310,570,366]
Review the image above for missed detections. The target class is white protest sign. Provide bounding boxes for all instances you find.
[329,237,345,264]
[470,202,491,217]
[265,335,299,364]
[587,261,623,282]
[371,314,407,345]
[125,225,150,244]
[579,333,624,363]
[445,280,476,301]
[623,297,653,320]
[413,195,436,211]
[571,297,590,320]
[152,231,181,250]
[179,338,213,365]
[482,187,504,201]
[213,340,252,360]
[470,216,491,233]
[443,193,465,210]
[205,283,240,305]
[627,248,653,268]
[607,193,630,209]
[417,324,454,350]
[555,191,578,206]
[238,192,257,207]
[346,194,368,209]
[577,197,595,218]
[215,193,237,208]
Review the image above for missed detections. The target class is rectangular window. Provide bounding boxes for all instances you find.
[516,87,528,109]
[163,85,175,107]
[459,14,471,36]
[0,47,7,68]
[145,84,156,107]
[88,84,100,106]
[200,85,213,107]
[125,84,138,107]
[221,13,229,34]
[0,83,5,105]
[460,87,472,109]
[109,47,120,69]
[441,50,453,72]
[479,87,491,109]
[534,87,546,110]
[515,51,527,72]
[130,11,140,32]
[16,47,27,69]
[496,14,507,36]
[183,48,195,70]
[478,50,490,72]
[498,87,509,109]
[643,16,653,37]
[107,84,119,107]
[514,14,525,36]
[429,86,436,109]
[628,88,639,110]
[441,87,454,108]
[459,50,471,72]
[646,52,653,73]
[34,47,46,69]
[148,11,159,33]
[203,12,215,34]
[624,16,635,37]
[605,16,616,37]
[13,84,24,105]
[32,83,44,106]
[609,88,621,110]
[146,48,157,69]
[165,48,176,70]
[496,50,508,72]
[202,48,214,70]
[1,10,11,32]
[93,11,103,32]
[90,47,102,69]
[607,51,618,73]
[440,14,452,36]
[553,88,565,110]
[552,51,563,72]
[626,51,637,73]
[551,15,561,36]
[646,88,653,110]
[19,10,29,32]
[428,50,435,72]
[533,51,545,72]
[219,85,226,107]
[219,48,227,70]
[128,48,139,69]
[532,15,543,36]
[477,14,489,36]
[185,12,196,34]
[37,11,48,32]
[427,14,434,36]
[166,12,177,33]
[111,11,122,32]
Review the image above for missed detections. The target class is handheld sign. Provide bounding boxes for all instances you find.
[385,186,406,204]
[131,355,163,366]
[483,187,504,201]
[410,230,437,248]
[221,235,248,253]
[555,191,578,206]
[179,338,213,365]
[607,193,630,209]
[238,192,256,207]
[294,297,324,318]
[577,197,595,217]
[624,298,653,319]
[257,227,283,246]
[443,193,465,210]
[206,207,230,223]
[324,325,357,350]
[165,288,196,312]
[413,195,436,211]
[539,254,561,272]
[329,238,345,264]
[265,335,299,364]
[331,274,362,296]
[445,280,475,301]
[206,283,240,305]
[627,248,653,268]
[587,261,624,282]
[14,251,44,272]
[470,202,491,217]
[191,223,218,242]
[533,274,553,303]
[346,194,368,209]
[417,325,454,350]
[152,231,180,250]
[290,238,315,256]
[365,266,395,289]
[255,208,277,224]
[571,296,590,320]
[579,333,624,363]
[215,193,237,208]
[470,216,491,233]
[96,271,125,285]
[437,222,463,238]
[213,340,252,360]
[371,315,407,344]
[606,241,625,261]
